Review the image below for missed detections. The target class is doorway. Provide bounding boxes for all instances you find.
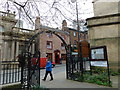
[54,50,60,64]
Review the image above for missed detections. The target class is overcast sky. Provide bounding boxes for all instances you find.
[0,0,94,29]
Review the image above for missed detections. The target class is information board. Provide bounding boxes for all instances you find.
[90,46,107,61]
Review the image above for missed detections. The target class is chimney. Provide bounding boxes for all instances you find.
[62,20,67,31]
[35,16,40,30]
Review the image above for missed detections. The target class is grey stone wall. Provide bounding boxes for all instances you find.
[87,13,120,72]
[93,0,120,16]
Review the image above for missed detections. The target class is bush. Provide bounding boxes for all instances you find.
[84,73,112,87]
[110,69,120,76]
[75,72,112,87]
[74,66,114,87]
[91,66,107,74]
[92,66,120,76]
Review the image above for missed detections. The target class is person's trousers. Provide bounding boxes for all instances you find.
[43,71,53,80]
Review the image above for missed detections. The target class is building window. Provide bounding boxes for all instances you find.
[47,33,52,38]
[61,43,65,50]
[73,32,76,37]
[46,41,52,49]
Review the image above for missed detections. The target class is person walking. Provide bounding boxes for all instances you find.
[42,57,53,81]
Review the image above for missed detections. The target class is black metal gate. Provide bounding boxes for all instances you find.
[20,50,41,89]
[66,41,91,81]
[1,30,90,89]
[66,45,81,80]
[19,30,91,89]
[19,30,70,89]
[20,31,43,89]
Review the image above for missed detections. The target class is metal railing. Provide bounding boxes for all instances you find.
[0,61,21,85]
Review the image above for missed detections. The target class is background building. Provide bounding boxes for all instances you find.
[62,20,89,59]
[35,17,70,64]
[35,18,89,64]
[0,11,35,62]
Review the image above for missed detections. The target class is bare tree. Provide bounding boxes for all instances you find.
[0,0,93,29]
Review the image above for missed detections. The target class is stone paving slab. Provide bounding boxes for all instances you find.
[40,71,112,89]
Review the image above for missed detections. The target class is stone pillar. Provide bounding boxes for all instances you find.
[16,42,19,60]
[8,43,11,61]
[32,43,35,54]
[4,41,8,61]
[87,14,120,72]
[1,41,4,61]
[0,47,1,61]
[11,41,15,61]
[93,0,120,16]
[29,45,32,53]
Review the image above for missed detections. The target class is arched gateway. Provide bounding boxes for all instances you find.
[20,29,72,89]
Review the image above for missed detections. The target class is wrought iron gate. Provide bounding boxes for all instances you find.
[19,30,91,89]
[19,30,70,89]
[66,45,81,80]
[66,41,90,81]
[20,50,40,89]
[20,31,43,89]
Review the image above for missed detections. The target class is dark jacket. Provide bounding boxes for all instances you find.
[46,61,52,71]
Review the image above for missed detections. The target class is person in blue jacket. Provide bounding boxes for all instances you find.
[42,57,53,81]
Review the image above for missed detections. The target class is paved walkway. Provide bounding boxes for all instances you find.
[40,70,116,89]
[111,76,119,88]
[1,64,119,89]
